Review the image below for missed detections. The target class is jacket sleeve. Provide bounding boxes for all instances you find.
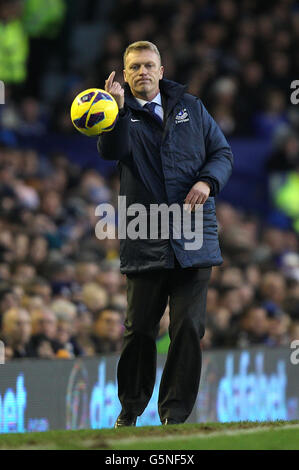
[97,107,131,164]
[197,100,234,196]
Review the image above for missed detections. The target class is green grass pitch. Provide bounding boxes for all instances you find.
[0,421,299,450]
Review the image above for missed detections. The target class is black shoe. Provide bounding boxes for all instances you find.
[114,412,137,428]
[162,418,182,425]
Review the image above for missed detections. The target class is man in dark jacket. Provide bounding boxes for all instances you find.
[97,41,233,427]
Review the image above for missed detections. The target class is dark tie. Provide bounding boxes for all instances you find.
[143,102,163,126]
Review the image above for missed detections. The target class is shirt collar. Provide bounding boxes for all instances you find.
[135,92,162,108]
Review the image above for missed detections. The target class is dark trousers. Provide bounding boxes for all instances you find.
[117,264,212,423]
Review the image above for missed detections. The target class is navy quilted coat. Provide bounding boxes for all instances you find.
[98,79,233,274]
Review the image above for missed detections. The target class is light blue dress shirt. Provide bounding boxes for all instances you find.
[135,93,164,122]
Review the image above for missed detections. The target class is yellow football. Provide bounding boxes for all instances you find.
[70,88,119,136]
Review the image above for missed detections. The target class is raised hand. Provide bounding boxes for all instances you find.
[105,71,125,110]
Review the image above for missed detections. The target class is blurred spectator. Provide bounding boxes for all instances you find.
[289,322,299,344]
[75,262,100,284]
[31,307,57,338]
[284,278,299,321]
[209,77,239,136]
[12,262,36,284]
[253,89,288,139]
[259,271,286,308]
[207,306,233,348]
[0,0,29,84]
[0,285,19,312]
[267,131,299,172]
[55,317,81,358]
[28,333,57,359]
[22,0,66,39]
[237,61,266,135]
[17,97,47,137]
[26,277,52,304]
[82,282,108,315]
[91,306,124,354]
[51,298,77,322]
[1,307,32,358]
[29,306,61,357]
[73,304,96,356]
[96,265,122,298]
[219,286,243,318]
[267,312,291,347]
[235,305,271,348]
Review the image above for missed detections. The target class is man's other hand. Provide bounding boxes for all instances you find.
[184,181,211,212]
[105,71,125,110]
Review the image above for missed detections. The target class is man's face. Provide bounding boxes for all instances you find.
[39,311,57,339]
[0,291,18,312]
[124,49,164,100]
[97,270,120,296]
[56,321,72,345]
[248,308,269,336]
[94,310,123,341]
[8,310,32,345]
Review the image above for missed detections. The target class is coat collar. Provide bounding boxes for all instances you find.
[134,92,162,108]
[124,79,187,117]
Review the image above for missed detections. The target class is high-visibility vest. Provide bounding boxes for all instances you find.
[0,20,29,83]
[275,172,299,232]
[22,0,66,38]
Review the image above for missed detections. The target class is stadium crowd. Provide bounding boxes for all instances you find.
[0,145,298,360]
[50,0,299,141]
[0,0,298,360]
[95,0,299,140]
[1,0,299,142]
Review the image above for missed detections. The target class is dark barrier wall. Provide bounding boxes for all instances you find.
[0,347,298,433]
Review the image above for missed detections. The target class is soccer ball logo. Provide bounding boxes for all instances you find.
[70,88,119,136]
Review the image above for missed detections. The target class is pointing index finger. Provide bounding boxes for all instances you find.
[106,71,115,88]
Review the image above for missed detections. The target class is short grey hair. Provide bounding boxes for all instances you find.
[123,41,161,66]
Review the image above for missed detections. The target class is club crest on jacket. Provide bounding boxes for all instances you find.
[175,108,189,124]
